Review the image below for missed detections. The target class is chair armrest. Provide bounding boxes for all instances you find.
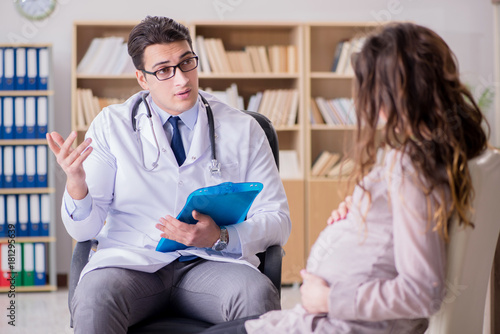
[68,240,95,310]
[257,245,284,297]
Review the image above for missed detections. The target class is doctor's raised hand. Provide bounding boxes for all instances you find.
[46,131,93,200]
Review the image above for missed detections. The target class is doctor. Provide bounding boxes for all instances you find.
[47,16,291,334]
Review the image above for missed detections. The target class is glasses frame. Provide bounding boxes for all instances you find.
[141,55,199,81]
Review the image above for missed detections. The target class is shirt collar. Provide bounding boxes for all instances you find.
[148,95,198,131]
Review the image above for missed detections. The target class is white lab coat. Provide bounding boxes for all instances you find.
[61,90,291,280]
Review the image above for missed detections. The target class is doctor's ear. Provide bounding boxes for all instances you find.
[136,70,149,90]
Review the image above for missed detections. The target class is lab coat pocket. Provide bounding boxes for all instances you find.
[207,160,240,183]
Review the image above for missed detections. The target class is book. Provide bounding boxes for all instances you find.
[156,182,263,253]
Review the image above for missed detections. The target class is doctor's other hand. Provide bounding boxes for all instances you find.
[46,131,92,200]
[300,270,330,314]
[327,195,352,225]
[156,210,222,248]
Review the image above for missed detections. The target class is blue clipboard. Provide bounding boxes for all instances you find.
[156,182,263,253]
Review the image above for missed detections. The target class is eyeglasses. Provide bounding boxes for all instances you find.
[141,56,199,81]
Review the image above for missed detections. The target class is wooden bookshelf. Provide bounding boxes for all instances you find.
[71,21,306,285]
[0,44,56,293]
[304,22,380,255]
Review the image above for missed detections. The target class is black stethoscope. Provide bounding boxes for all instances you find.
[131,92,220,176]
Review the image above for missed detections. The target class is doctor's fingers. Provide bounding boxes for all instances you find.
[58,138,93,171]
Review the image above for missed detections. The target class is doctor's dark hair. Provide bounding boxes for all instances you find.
[349,22,488,241]
[127,16,193,70]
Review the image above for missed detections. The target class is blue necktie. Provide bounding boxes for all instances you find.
[168,116,186,166]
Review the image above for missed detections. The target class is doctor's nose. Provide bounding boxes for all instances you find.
[172,68,190,86]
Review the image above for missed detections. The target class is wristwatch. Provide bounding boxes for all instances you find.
[212,227,228,251]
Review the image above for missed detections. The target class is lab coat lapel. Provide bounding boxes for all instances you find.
[186,100,218,165]
[134,102,169,151]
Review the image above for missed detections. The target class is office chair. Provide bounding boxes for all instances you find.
[68,110,284,333]
[426,148,500,334]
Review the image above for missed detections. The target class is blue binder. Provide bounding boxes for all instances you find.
[26,48,38,90]
[2,97,14,139]
[3,146,14,188]
[156,182,263,253]
[25,97,36,139]
[36,96,48,138]
[37,48,49,90]
[25,146,36,188]
[0,148,3,188]
[15,47,26,90]
[40,194,50,236]
[28,194,40,236]
[14,146,26,188]
[0,48,4,90]
[36,145,47,187]
[3,47,14,91]
[17,194,29,237]
[0,195,5,238]
[14,97,26,139]
[34,243,46,286]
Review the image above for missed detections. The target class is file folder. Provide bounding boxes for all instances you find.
[6,195,16,236]
[25,145,36,188]
[3,48,14,90]
[14,97,26,139]
[40,194,50,236]
[12,243,22,286]
[18,195,29,237]
[36,96,48,138]
[156,182,263,252]
[3,146,14,188]
[36,145,47,187]
[0,244,11,287]
[2,97,14,139]
[37,48,49,90]
[34,243,46,285]
[0,195,5,237]
[29,194,40,236]
[25,97,36,138]
[0,97,3,140]
[0,148,3,188]
[15,47,27,90]
[14,145,26,188]
[22,243,35,286]
[26,48,38,90]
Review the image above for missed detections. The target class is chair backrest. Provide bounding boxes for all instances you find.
[426,148,500,334]
[241,110,280,169]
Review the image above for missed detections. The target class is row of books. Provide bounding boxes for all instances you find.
[330,37,366,75]
[1,96,48,139]
[75,88,125,129]
[1,145,48,188]
[248,89,299,127]
[311,150,355,178]
[311,97,356,125]
[194,36,298,74]
[0,46,50,91]
[0,194,50,238]
[0,243,47,287]
[76,36,135,75]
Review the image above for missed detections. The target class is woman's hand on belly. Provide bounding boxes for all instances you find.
[300,269,330,314]
[327,196,352,225]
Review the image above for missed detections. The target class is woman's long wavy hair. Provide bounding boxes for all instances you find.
[350,22,489,240]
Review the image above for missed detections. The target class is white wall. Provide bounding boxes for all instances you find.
[0,0,495,276]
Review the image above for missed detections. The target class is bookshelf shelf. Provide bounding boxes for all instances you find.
[0,90,54,97]
[310,72,354,79]
[0,188,55,195]
[0,139,48,146]
[0,285,57,293]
